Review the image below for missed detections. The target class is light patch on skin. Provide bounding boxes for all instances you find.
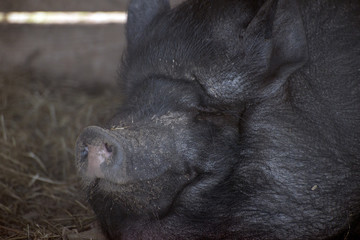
[86,145,111,178]
[207,72,247,101]
[311,185,318,191]
[151,111,189,127]
[111,126,129,130]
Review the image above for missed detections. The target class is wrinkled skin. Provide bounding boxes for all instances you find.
[75,0,360,239]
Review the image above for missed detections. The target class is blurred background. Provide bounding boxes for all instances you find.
[0,0,183,239]
[1,0,131,87]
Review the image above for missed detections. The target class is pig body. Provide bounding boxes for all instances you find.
[75,0,360,239]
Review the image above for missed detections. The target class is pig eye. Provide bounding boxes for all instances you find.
[194,105,223,121]
[195,105,219,114]
[80,146,88,162]
[195,110,223,121]
[194,106,240,128]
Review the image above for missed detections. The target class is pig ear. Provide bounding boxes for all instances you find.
[126,0,170,47]
[244,0,308,97]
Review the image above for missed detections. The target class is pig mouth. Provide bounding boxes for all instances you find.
[86,167,197,217]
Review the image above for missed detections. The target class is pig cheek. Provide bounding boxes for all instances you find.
[86,145,111,179]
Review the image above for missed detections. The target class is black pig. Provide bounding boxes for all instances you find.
[75,0,360,239]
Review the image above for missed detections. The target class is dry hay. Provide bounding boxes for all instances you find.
[0,69,120,239]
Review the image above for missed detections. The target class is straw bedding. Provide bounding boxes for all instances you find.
[0,69,119,239]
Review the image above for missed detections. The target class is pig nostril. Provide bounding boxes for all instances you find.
[105,142,113,153]
[81,146,89,161]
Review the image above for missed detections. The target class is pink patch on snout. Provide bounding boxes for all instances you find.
[86,145,111,178]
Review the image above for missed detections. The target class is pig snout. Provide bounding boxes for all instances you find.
[75,126,124,179]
